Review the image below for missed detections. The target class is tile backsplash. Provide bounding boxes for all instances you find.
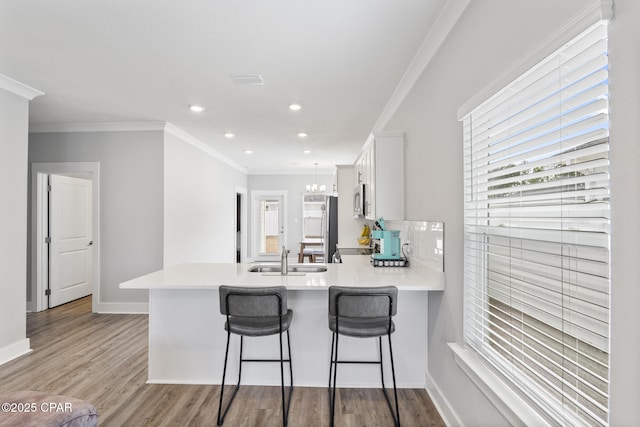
[384,220,444,272]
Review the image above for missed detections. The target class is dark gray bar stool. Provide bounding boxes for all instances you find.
[217,285,294,426]
[328,285,400,427]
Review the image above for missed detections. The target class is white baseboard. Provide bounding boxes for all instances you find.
[26,300,36,313]
[96,302,149,314]
[147,379,215,385]
[0,339,31,366]
[425,368,462,427]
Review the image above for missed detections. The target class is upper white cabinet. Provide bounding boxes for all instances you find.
[354,132,404,220]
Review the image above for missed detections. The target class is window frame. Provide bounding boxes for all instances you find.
[461,21,611,427]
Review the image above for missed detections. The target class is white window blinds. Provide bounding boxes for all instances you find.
[462,22,610,426]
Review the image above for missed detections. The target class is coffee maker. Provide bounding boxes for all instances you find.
[371,218,407,267]
[371,230,401,260]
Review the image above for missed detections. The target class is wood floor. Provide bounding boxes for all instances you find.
[0,297,445,426]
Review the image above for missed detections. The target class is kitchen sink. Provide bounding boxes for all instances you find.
[248,264,328,273]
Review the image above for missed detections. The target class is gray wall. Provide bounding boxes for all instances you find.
[29,131,164,306]
[0,87,29,359]
[382,0,640,424]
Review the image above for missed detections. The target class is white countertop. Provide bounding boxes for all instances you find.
[120,255,444,291]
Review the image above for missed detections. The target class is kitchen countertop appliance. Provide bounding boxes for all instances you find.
[371,227,407,267]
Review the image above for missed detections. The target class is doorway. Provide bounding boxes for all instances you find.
[30,162,101,313]
[251,190,287,261]
[235,186,247,263]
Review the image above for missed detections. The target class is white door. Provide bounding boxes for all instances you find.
[49,175,93,308]
[252,191,286,261]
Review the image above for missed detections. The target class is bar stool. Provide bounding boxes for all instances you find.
[327,285,400,427]
[217,286,294,426]
[311,246,325,263]
[301,246,316,263]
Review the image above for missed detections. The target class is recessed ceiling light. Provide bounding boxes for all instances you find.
[289,104,302,111]
[244,149,253,155]
[224,132,235,138]
[303,149,311,154]
[298,132,308,138]
[189,105,205,112]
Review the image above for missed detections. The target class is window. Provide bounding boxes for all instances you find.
[462,22,610,426]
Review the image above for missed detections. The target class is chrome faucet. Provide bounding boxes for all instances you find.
[281,245,290,275]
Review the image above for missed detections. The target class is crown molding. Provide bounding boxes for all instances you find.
[29,121,166,133]
[247,167,336,176]
[0,74,44,100]
[601,0,614,21]
[163,123,248,174]
[373,130,405,139]
[372,0,471,133]
[28,120,249,174]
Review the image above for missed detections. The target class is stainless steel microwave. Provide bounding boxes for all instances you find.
[353,183,366,218]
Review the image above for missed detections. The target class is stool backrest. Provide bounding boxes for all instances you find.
[328,286,398,318]
[219,286,288,317]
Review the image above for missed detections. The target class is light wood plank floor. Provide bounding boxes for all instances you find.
[0,297,445,426]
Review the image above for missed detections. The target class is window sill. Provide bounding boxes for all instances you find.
[448,342,550,427]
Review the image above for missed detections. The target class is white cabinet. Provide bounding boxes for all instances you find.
[354,132,404,220]
[336,165,362,245]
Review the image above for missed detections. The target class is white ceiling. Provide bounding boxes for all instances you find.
[0,0,448,173]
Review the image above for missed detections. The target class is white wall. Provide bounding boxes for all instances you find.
[382,0,619,425]
[0,87,31,363]
[29,130,165,308]
[163,132,247,265]
[607,0,640,423]
[247,173,334,258]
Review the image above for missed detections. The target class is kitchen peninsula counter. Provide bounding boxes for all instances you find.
[120,256,444,291]
[120,257,444,387]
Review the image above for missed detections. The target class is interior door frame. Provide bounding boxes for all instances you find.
[234,186,248,263]
[250,190,287,261]
[30,162,101,313]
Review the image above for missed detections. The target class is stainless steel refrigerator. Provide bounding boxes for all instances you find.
[322,195,339,262]
[302,194,338,263]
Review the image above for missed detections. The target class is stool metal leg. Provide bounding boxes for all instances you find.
[287,330,294,390]
[287,329,294,415]
[329,334,400,427]
[218,331,293,426]
[379,336,386,389]
[217,331,231,425]
[378,334,400,427]
[388,333,400,427]
[327,331,336,426]
[329,332,339,427]
[328,332,335,390]
[217,334,244,425]
[280,329,295,426]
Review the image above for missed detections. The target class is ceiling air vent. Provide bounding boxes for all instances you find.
[229,74,264,85]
